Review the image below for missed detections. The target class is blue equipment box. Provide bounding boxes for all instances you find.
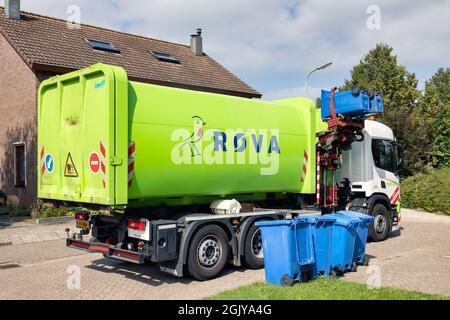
[321,89,383,120]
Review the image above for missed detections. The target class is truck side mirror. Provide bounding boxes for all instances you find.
[395,143,404,173]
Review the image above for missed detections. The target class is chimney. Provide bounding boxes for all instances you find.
[190,28,203,56]
[5,0,21,20]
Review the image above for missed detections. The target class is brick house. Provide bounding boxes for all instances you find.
[0,2,260,208]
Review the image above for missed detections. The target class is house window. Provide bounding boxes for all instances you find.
[150,51,180,64]
[86,39,120,53]
[13,143,26,188]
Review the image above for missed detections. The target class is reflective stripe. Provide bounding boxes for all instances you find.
[40,146,46,176]
[128,142,135,187]
[301,149,308,182]
[390,186,400,205]
[100,141,106,188]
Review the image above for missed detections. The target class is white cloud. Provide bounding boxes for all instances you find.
[16,0,450,96]
[262,85,323,101]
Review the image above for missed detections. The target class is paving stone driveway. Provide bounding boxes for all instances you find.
[0,209,449,299]
[343,209,450,296]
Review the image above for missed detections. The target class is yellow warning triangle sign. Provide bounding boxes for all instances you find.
[64,152,78,177]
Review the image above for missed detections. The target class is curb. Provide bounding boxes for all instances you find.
[36,216,74,225]
[0,231,69,247]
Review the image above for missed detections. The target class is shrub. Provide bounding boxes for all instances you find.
[401,167,450,214]
[31,200,75,218]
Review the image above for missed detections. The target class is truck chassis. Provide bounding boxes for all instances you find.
[66,209,321,280]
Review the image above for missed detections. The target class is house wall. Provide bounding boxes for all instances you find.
[0,34,39,208]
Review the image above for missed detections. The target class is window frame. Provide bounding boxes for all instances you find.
[13,142,26,188]
[150,51,180,64]
[86,39,121,54]
[371,138,396,174]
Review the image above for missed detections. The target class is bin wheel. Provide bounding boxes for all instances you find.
[351,262,358,272]
[280,275,295,287]
[301,271,313,282]
[334,265,344,276]
[187,225,230,281]
[363,256,370,266]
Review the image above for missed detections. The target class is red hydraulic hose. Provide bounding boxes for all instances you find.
[330,87,338,120]
[316,150,321,206]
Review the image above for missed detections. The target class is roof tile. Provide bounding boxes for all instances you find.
[0,7,261,98]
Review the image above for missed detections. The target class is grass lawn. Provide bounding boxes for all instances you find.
[208,278,449,300]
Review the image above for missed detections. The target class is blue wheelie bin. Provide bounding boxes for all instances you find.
[293,216,317,281]
[337,211,374,266]
[326,213,359,274]
[256,217,317,286]
[321,89,370,119]
[312,215,336,277]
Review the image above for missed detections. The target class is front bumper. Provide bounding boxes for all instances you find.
[67,238,145,264]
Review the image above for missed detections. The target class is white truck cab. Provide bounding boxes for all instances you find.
[340,120,403,241]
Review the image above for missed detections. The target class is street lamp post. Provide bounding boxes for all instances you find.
[305,62,333,98]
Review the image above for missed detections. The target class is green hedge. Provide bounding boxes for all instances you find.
[31,200,75,218]
[401,167,450,214]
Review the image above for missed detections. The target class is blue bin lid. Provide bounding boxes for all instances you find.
[327,213,359,229]
[256,220,293,228]
[317,215,336,222]
[338,210,374,224]
[294,216,318,224]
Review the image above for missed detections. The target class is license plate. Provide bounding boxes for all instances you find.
[76,220,90,229]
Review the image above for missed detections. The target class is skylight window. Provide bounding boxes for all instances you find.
[150,51,180,64]
[87,39,120,53]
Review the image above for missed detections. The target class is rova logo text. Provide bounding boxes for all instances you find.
[171,116,280,176]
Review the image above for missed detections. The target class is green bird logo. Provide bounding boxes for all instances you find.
[178,116,207,156]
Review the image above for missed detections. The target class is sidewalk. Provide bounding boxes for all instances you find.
[0,216,75,246]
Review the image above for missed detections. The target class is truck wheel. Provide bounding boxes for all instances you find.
[244,224,264,269]
[369,204,391,242]
[187,225,230,281]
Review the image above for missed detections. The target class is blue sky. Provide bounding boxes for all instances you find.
[15,0,450,100]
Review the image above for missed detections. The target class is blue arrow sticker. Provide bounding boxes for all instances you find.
[45,154,54,174]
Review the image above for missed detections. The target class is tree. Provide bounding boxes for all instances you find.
[422,68,450,167]
[341,43,425,175]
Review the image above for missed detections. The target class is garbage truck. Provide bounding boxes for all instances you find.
[37,63,403,280]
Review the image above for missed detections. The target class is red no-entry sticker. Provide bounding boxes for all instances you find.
[89,152,100,174]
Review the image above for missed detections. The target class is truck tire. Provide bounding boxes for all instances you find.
[369,204,391,242]
[244,224,264,269]
[187,225,230,281]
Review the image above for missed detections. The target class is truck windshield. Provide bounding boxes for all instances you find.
[372,139,396,173]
